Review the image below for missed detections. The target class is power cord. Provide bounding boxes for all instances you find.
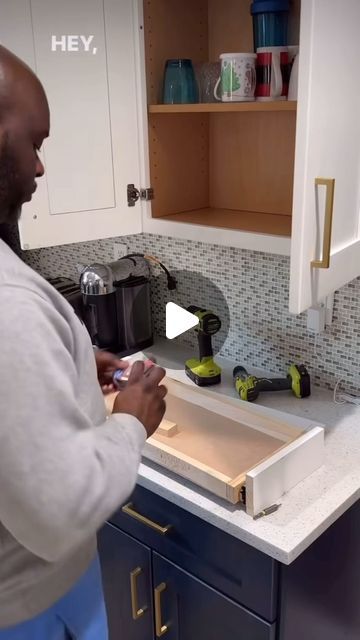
[313,333,360,406]
[125,253,177,290]
[333,379,360,406]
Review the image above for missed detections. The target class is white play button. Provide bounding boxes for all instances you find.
[166,302,199,339]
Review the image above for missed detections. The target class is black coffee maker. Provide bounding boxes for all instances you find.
[80,257,153,355]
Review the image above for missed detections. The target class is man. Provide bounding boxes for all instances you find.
[0,45,167,639]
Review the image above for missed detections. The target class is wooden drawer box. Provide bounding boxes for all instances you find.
[143,379,324,517]
[109,486,279,622]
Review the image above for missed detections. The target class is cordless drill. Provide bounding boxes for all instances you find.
[185,306,222,386]
[233,364,310,402]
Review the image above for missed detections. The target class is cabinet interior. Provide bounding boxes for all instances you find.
[144,0,300,236]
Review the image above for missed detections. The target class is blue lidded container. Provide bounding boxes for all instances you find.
[251,0,289,49]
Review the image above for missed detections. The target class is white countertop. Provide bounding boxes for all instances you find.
[131,340,360,565]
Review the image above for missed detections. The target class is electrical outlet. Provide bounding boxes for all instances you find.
[307,295,334,333]
[113,242,127,260]
[307,305,326,333]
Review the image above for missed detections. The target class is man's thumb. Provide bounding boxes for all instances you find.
[127,360,145,383]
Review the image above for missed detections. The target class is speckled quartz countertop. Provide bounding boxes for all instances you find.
[130,340,360,565]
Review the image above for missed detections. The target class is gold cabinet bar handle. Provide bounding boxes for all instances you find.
[154,582,168,637]
[311,177,335,269]
[130,567,146,621]
[122,503,172,535]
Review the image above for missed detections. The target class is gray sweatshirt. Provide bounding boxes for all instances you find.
[0,239,146,628]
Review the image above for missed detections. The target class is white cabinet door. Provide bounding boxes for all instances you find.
[289,0,360,313]
[0,0,142,249]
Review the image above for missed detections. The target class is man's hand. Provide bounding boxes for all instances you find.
[112,361,167,438]
[94,350,129,394]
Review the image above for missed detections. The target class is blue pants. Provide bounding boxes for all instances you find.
[0,555,108,640]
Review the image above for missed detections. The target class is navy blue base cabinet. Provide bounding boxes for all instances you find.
[98,486,360,640]
[152,553,275,640]
[98,523,154,639]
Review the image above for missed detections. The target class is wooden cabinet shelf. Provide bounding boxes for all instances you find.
[157,208,292,237]
[149,102,297,114]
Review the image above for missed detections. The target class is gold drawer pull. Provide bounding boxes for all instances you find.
[122,503,172,535]
[311,177,335,269]
[130,567,146,620]
[155,582,168,637]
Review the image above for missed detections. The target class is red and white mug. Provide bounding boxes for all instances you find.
[255,46,289,101]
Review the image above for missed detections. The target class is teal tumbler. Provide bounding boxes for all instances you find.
[162,59,198,104]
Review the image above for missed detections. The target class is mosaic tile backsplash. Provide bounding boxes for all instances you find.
[9,228,360,396]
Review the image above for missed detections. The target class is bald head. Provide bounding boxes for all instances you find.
[0,46,46,120]
[0,45,49,225]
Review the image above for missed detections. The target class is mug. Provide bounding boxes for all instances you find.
[195,61,221,103]
[162,59,198,104]
[287,45,299,66]
[288,52,299,100]
[214,53,257,102]
[255,46,289,101]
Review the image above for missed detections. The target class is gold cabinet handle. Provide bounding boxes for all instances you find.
[154,582,168,637]
[311,178,335,269]
[122,503,172,535]
[130,567,147,621]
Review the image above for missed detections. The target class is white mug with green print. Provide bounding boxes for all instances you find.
[214,53,257,102]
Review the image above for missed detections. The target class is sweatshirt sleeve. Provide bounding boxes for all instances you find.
[0,287,146,562]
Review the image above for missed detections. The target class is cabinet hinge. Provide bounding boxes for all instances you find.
[127,183,154,207]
